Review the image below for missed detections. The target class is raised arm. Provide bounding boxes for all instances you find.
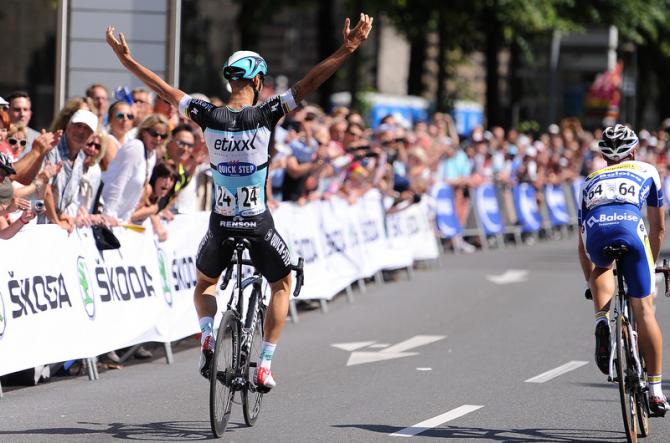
[106,26,185,108]
[291,13,373,104]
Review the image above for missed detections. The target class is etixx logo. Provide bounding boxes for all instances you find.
[77,256,96,319]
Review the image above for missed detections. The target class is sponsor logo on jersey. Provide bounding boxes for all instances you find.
[216,161,257,177]
[587,163,641,180]
[213,129,259,151]
[586,212,638,227]
[268,231,291,266]
[219,217,257,229]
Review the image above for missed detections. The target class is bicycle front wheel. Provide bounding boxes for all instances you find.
[242,305,265,426]
[615,315,638,443]
[209,310,239,438]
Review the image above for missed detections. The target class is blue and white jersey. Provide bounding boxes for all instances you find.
[578,160,663,226]
[179,91,298,217]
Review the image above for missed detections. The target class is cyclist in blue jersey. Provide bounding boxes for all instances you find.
[106,14,373,389]
[577,124,669,416]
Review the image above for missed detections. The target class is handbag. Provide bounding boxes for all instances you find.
[91,224,121,250]
[90,181,121,251]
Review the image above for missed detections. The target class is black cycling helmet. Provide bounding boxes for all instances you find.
[598,124,639,161]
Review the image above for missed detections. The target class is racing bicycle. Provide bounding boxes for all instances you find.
[208,237,304,438]
[587,247,670,443]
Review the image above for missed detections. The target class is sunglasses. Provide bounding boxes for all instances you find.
[9,138,27,147]
[175,139,194,149]
[86,141,102,150]
[147,128,168,139]
[115,112,135,121]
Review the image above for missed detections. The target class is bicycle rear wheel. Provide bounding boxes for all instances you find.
[242,305,265,426]
[209,311,239,438]
[615,315,638,443]
[635,355,650,437]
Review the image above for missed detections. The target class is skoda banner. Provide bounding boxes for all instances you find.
[0,190,440,377]
[432,184,462,238]
[544,184,570,227]
[474,184,504,235]
[513,183,542,233]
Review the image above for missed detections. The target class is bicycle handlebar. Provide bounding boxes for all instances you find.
[655,258,670,298]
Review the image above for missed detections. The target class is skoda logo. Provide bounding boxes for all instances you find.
[157,249,173,307]
[264,228,274,242]
[77,256,96,319]
[0,288,7,337]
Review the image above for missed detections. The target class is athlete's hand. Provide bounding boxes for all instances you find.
[343,13,374,53]
[106,26,132,62]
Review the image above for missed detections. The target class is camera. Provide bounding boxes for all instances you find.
[32,200,45,213]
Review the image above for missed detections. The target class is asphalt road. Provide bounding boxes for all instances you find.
[2,234,670,442]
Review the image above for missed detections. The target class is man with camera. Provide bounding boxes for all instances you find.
[43,110,98,231]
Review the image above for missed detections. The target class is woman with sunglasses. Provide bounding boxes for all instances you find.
[6,124,28,161]
[104,100,135,165]
[101,113,169,224]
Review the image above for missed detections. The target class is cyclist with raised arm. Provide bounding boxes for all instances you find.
[106,13,373,389]
[577,124,669,416]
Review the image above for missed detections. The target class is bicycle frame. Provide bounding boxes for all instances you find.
[218,237,305,391]
[607,262,644,387]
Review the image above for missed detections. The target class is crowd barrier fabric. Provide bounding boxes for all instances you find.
[513,183,542,233]
[0,191,438,376]
[572,178,584,210]
[474,184,505,235]
[433,184,463,238]
[664,177,670,204]
[544,184,571,227]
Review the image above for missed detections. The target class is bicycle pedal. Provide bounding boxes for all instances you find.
[256,385,272,394]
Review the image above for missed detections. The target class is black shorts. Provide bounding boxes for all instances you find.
[196,210,292,283]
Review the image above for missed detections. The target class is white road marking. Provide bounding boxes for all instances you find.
[416,367,432,371]
[369,344,389,349]
[380,335,444,354]
[524,360,588,383]
[346,335,446,366]
[331,341,376,352]
[486,269,529,284]
[390,405,484,437]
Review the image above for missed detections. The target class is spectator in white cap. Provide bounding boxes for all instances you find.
[0,96,8,111]
[43,109,98,230]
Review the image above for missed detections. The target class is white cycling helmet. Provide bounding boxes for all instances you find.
[598,124,639,161]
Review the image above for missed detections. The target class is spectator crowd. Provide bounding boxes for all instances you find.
[3,83,670,246]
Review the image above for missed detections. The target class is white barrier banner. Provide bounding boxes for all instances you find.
[0,225,87,376]
[77,225,170,351]
[0,191,439,376]
[151,212,209,342]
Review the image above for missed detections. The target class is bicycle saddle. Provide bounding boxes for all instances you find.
[602,244,629,259]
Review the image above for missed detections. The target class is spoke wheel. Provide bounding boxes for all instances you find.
[242,305,265,426]
[635,357,650,437]
[209,311,239,438]
[616,315,638,443]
